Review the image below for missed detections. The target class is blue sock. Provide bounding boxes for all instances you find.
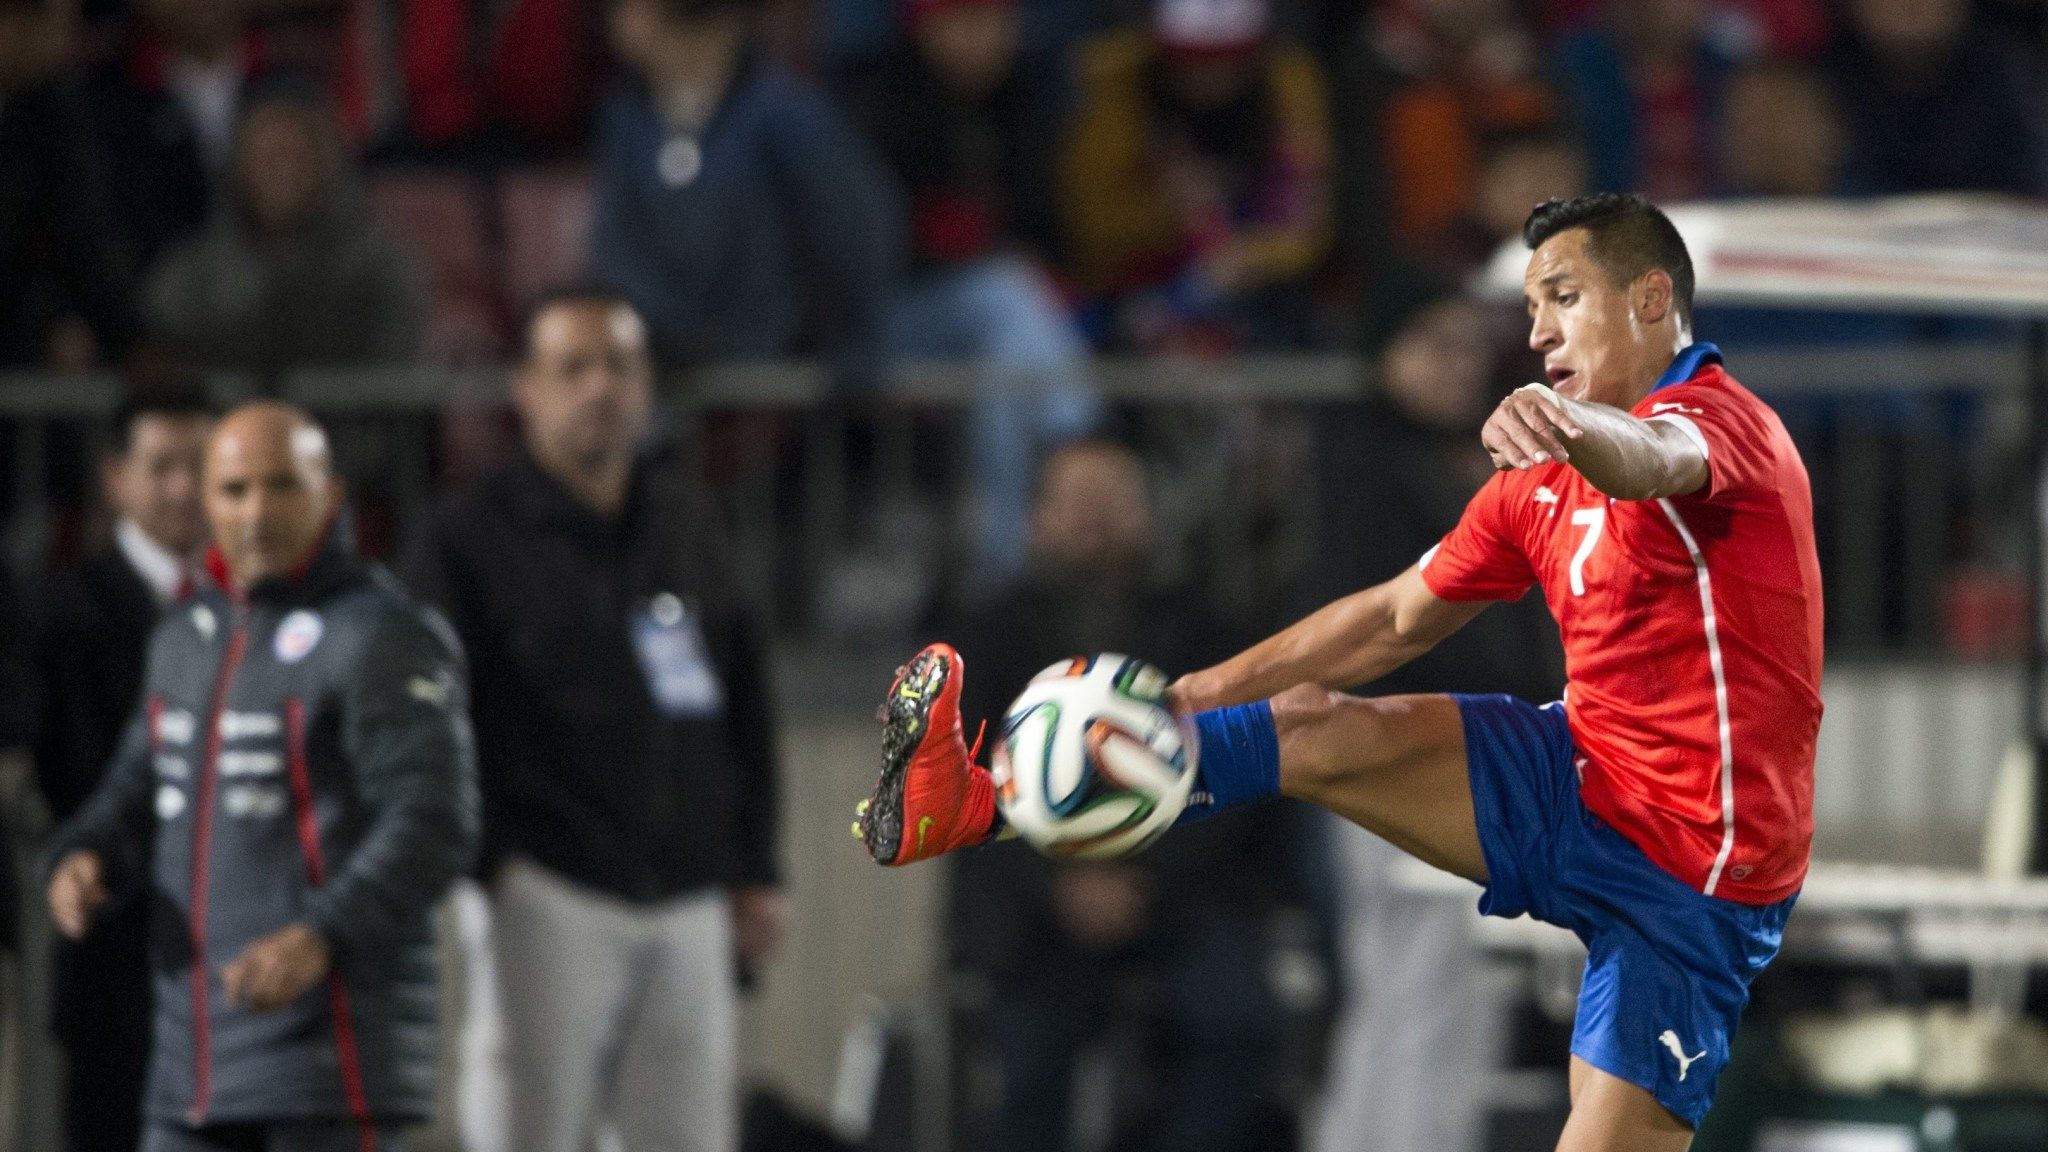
[1178,700,1280,824]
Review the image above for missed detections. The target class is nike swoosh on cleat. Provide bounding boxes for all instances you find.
[916,815,936,853]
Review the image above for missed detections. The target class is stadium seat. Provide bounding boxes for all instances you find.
[499,167,596,310]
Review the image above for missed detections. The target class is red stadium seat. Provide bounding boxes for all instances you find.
[499,167,596,310]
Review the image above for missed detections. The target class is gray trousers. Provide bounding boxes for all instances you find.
[140,1121,407,1152]
[478,859,739,1152]
[1310,819,1500,1152]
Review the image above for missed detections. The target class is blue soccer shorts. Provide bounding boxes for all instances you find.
[1453,693,1796,1129]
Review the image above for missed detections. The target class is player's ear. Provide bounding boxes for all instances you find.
[1634,270,1674,326]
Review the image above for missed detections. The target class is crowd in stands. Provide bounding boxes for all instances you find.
[0,0,2039,385]
[0,3,2041,1150]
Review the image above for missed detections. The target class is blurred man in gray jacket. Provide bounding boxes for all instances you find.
[47,402,478,1152]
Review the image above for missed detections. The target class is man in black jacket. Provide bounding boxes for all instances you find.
[944,439,1309,1152]
[402,288,782,1152]
[0,0,136,369]
[36,385,213,1152]
[46,402,478,1152]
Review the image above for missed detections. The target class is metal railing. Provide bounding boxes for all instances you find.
[0,344,2025,651]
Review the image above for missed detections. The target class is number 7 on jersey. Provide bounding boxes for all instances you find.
[1569,506,1606,596]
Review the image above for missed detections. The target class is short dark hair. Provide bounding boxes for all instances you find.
[519,283,642,359]
[110,381,214,456]
[1522,193,1694,324]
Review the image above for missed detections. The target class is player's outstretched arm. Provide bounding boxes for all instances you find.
[1483,382,1706,501]
[1172,567,1485,712]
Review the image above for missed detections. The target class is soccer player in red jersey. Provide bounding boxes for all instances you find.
[858,193,1822,1150]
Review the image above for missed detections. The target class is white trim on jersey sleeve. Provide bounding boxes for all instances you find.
[1418,544,1440,569]
[1647,412,1711,461]
[1656,497,1738,897]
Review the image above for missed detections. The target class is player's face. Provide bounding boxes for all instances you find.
[108,414,213,556]
[1523,228,1643,409]
[516,303,654,476]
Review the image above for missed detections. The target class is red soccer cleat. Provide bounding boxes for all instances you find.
[855,643,997,866]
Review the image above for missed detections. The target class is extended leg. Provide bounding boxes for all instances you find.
[1270,688,1487,883]
[1560,1057,1693,1152]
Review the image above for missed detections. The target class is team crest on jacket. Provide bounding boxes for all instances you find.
[274,610,325,663]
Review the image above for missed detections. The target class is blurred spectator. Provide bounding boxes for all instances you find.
[843,0,1102,591]
[143,81,427,379]
[1335,0,1551,265]
[1298,275,1561,1152]
[1060,0,1334,353]
[1828,0,2043,195]
[0,0,136,369]
[44,402,478,1152]
[0,553,31,961]
[1554,0,1746,200]
[947,439,1308,1152]
[1413,126,1588,277]
[403,289,783,1152]
[1717,59,1845,197]
[35,385,214,1152]
[1979,0,2048,61]
[335,0,604,158]
[1544,0,1830,56]
[592,0,903,384]
[87,0,263,268]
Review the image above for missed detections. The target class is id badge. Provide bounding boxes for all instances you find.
[628,592,726,718]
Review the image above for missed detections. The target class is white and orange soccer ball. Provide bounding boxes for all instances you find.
[990,654,1198,860]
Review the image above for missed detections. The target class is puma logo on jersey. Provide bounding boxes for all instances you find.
[1534,487,1560,505]
[1651,402,1703,416]
[1658,1030,1706,1082]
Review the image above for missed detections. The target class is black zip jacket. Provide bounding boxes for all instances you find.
[46,526,479,1124]
[400,446,780,902]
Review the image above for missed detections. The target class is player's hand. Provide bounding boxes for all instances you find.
[1483,383,1583,471]
[1165,674,1212,716]
[47,850,110,940]
[731,885,787,970]
[222,922,331,1012]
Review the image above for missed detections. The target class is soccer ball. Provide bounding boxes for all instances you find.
[990,654,1199,860]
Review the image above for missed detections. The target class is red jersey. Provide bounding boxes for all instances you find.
[1420,344,1822,904]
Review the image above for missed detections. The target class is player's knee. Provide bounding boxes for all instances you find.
[1271,686,1394,796]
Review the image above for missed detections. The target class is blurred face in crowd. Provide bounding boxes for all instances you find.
[914,4,1020,98]
[1523,227,1683,410]
[145,0,245,58]
[204,404,339,588]
[608,0,745,79]
[1382,299,1496,431]
[1850,0,1967,69]
[1163,53,1259,111]
[1411,0,1511,46]
[515,300,655,486]
[1476,138,1588,244]
[1030,442,1154,581]
[235,100,339,236]
[1721,65,1843,197]
[1603,0,1703,62]
[0,2,55,92]
[608,0,664,71]
[107,411,214,556]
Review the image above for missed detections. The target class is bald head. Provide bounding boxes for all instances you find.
[205,402,339,589]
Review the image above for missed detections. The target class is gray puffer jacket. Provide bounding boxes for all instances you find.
[49,526,478,1125]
